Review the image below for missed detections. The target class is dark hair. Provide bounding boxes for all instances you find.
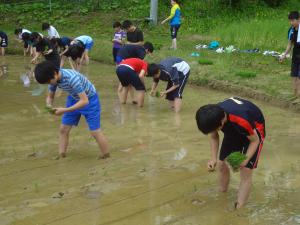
[122,20,133,29]
[288,11,299,20]
[30,32,41,41]
[113,21,122,28]
[195,104,225,135]
[34,61,58,84]
[147,63,160,77]
[22,32,31,41]
[42,23,50,30]
[65,44,84,60]
[14,28,22,35]
[144,42,154,53]
[51,38,62,47]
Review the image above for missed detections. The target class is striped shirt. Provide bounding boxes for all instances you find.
[48,69,96,100]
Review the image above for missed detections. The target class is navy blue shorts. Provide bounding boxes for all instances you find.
[0,34,8,48]
[291,62,300,77]
[116,65,145,91]
[219,125,265,169]
[166,71,189,101]
[62,94,101,131]
[113,48,121,63]
[116,55,123,64]
[170,25,180,39]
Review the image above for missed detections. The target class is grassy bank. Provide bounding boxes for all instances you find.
[1,0,300,107]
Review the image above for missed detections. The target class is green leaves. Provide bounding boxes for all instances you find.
[227,152,247,171]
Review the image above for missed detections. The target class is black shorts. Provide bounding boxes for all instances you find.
[170,25,180,39]
[166,71,189,101]
[0,34,8,48]
[113,47,120,63]
[116,65,145,91]
[219,127,265,169]
[291,62,300,77]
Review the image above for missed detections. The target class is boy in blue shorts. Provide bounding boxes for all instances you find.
[195,97,266,208]
[34,61,110,159]
[65,35,93,70]
[0,31,8,56]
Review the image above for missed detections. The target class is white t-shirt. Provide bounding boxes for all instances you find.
[48,26,60,38]
[18,29,31,39]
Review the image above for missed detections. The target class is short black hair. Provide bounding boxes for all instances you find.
[22,32,31,41]
[34,61,59,84]
[42,23,50,30]
[50,38,62,47]
[147,63,160,77]
[65,44,84,60]
[288,11,299,20]
[144,42,154,53]
[122,20,133,29]
[195,104,225,135]
[14,28,22,35]
[30,32,41,41]
[113,21,122,28]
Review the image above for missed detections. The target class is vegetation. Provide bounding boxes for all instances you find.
[1,0,300,103]
[227,152,247,171]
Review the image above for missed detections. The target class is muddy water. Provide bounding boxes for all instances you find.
[0,56,299,225]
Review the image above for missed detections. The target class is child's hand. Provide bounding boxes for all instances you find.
[54,107,67,116]
[207,160,217,172]
[239,159,249,168]
[160,91,167,97]
[279,55,286,63]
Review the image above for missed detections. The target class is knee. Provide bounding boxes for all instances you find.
[218,161,229,173]
[59,126,70,136]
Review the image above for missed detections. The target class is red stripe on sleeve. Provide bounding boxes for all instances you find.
[228,114,254,135]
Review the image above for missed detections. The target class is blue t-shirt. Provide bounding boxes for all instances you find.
[75,35,93,46]
[48,69,97,100]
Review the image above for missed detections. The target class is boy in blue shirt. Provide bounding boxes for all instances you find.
[34,61,110,159]
[65,35,93,71]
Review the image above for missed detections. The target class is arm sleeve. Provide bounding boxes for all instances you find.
[142,61,148,72]
[288,27,293,41]
[48,84,57,93]
[168,5,176,19]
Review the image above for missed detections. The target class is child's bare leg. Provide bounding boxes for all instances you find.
[135,90,145,107]
[119,86,129,104]
[128,85,136,104]
[58,125,72,157]
[236,167,253,209]
[168,100,175,109]
[296,78,300,97]
[174,98,182,113]
[172,38,177,50]
[1,47,4,56]
[90,129,110,159]
[84,51,90,65]
[60,55,66,68]
[292,77,298,96]
[218,160,230,192]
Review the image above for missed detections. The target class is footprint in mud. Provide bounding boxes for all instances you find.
[51,192,64,199]
[191,199,206,206]
[84,190,103,199]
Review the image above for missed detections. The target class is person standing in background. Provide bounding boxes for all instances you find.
[161,0,181,50]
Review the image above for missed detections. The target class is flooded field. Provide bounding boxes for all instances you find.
[0,56,299,225]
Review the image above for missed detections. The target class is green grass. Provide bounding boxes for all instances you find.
[1,0,299,103]
[236,70,257,78]
[198,58,214,65]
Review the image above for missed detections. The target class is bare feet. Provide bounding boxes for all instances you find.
[54,153,66,160]
[98,153,110,160]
